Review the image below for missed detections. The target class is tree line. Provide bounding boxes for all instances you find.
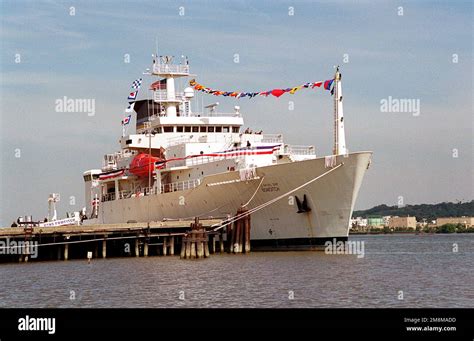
[353,200,474,222]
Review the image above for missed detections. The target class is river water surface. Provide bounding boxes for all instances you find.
[0,234,473,308]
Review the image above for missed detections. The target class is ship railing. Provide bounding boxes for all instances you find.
[261,134,284,143]
[102,190,135,202]
[143,187,156,196]
[118,190,131,199]
[153,90,184,102]
[102,150,137,171]
[102,155,117,171]
[128,187,157,198]
[160,178,201,193]
[166,135,237,148]
[101,192,116,202]
[153,64,190,74]
[162,153,243,168]
[186,155,226,166]
[166,135,192,147]
[284,145,316,155]
[186,112,242,118]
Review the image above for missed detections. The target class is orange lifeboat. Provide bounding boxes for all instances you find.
[129,153,161,177]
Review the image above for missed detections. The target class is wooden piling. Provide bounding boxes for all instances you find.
[237,219,243,254]
[181,217,209,259]
[64,244,69,261]
[204,238,210,258]
[220,231,225,253]
[229,221,236,253]
[211,235,216,254]
[185,238,191,258]
[22,242,30,262]
[190,237,196,259]
[197,230,204,258]
[163,237,168,256]
[227,207,251,254]
[226,224,231,251]
[102,239,107,258]
[170,236,175,255]
[135,239,139,257]
[244,210,251,253]
[180,237,186,258]
[143,241,148,257]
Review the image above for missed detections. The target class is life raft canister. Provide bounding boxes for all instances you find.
[129,153,163,177]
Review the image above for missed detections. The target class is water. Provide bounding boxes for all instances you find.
[0,234,473,308]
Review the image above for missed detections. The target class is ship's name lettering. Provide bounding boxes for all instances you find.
[262,183,280,192]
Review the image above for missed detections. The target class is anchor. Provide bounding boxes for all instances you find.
[295,194,311,213]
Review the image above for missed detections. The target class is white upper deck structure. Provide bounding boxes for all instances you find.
[82,54,353,221]
[112,55,316,172]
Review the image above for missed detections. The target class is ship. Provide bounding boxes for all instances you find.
[82,54,372,249]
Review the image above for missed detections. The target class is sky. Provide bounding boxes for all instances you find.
[0,0,472,226]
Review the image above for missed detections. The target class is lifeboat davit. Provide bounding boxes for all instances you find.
[129,153,162,177]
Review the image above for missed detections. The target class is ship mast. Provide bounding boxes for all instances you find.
[151,55,191,117]
[332,66,347,155]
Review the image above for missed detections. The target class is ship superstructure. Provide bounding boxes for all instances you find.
[83,55,372,248]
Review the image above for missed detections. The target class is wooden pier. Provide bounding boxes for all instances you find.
[0,219,223,263]
[0,210,252,263]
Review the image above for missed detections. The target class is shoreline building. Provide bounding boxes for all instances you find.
[366,216,384,228]
[436,217,474,228]
[388,216,417,229]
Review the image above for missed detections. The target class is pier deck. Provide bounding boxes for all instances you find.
[0,219,223,237]
[0,219,227,263]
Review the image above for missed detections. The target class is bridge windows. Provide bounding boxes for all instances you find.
[155,125,241,134]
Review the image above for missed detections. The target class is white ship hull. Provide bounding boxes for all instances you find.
[94,151,371,247]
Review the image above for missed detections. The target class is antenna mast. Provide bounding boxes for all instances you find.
[333,66,347,155]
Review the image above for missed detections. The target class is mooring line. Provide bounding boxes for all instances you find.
[212,163,343,231]
[241,176,265,207]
